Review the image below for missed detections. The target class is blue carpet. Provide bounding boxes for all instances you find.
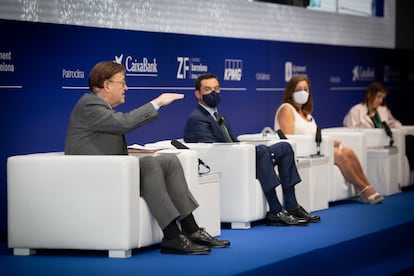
[1,187,414,276]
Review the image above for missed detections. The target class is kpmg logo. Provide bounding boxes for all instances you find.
[352,65,375,82]
[284,61,307,82]
[176,57,208,79]
[114,54,158,74]
[224,59,242,81]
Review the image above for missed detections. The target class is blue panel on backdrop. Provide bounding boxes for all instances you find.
[1,18,413,240]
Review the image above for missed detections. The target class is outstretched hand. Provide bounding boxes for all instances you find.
[153,93,184,107]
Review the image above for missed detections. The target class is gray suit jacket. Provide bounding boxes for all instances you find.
[65,92,158,155]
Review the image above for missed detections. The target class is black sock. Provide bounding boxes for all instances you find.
[283,186,298,210]
[180,213,199,234]
[265,189,283,213]
[162,220,181,240]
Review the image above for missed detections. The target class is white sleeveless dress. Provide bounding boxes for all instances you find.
[274,103,317,135]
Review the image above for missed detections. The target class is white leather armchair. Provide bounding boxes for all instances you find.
[316,129,368,201]
[237,133,331,211]
[323,127,405,195]
[237,131,371,204]
[146,140,268,229]
[7,149,219,258]
[402,126,414,186]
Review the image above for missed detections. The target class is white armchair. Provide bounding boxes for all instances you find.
[316,129,368,201]
[7,149,220,258]
[238,131,371,204]
[146,140,268,229]
[323,127,404,195]
[237,133,331,211]
[402,126,414,186]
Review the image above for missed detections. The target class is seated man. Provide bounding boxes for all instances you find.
[65,61,229,255]
[183,73,320,226]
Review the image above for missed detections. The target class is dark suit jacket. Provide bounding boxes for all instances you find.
[183,103,301,192]
[183,104,237,143]
[65,92,158,155]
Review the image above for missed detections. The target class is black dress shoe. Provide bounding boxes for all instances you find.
[184,228,231,248]
[265,210,308,226]
[287,205,321,223]
[161,233,211,255]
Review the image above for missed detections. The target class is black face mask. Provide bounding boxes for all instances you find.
[202,91,221,108]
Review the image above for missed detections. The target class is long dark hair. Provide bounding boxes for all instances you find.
[282,75,313,116]
[363,82,387,106]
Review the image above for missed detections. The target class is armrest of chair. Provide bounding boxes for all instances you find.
[237,133,296,147]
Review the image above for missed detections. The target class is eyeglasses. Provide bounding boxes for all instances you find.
[108,80,127,87]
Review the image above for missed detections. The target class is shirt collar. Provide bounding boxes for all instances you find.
[199,103,217,119]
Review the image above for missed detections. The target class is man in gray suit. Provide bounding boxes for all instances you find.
[65,61,229,255]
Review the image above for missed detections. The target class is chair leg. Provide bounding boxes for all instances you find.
[108,249,132,258]
[14,248,36,256]
[231,222,251,229]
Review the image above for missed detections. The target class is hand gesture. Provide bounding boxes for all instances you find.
[153,93,184,107]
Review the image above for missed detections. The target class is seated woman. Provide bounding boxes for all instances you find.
[343,82,413,172]
[274,75,384,204]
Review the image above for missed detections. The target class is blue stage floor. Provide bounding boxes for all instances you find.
[1,187,414,275]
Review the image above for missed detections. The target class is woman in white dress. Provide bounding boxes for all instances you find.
[274,75,383,204]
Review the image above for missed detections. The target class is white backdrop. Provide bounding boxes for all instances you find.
[0,0,395,49]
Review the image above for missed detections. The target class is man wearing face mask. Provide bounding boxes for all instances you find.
[275,75,384,204]
[184,73,320,226]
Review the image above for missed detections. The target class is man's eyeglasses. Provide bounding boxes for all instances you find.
[108,80,127,87]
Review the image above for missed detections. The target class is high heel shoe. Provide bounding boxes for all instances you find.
[357,185,384,204]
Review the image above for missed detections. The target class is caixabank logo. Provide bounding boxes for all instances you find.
[223,59,242,81]
[351,65,375,82]
[114,54,158,76]
[284,61,307,82]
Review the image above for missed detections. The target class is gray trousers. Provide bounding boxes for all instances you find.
[139,154,199,229]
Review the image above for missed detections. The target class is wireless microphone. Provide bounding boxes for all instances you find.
[170,139,210,171]
[276,129,288,140]
[382,121,394,147]
[310,125,324,157]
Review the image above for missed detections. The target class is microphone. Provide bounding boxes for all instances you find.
[170,139,210,173]
[382,121,394,147]
[261,127,276,138]
[311,125,323,157]
[217,115,224,126]
[276,129,288,140]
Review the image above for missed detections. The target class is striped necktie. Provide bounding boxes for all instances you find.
[214,111,233,142]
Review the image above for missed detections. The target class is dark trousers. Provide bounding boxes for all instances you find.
[255,141,301,193]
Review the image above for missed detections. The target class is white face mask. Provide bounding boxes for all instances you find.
[292,90,309,104]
